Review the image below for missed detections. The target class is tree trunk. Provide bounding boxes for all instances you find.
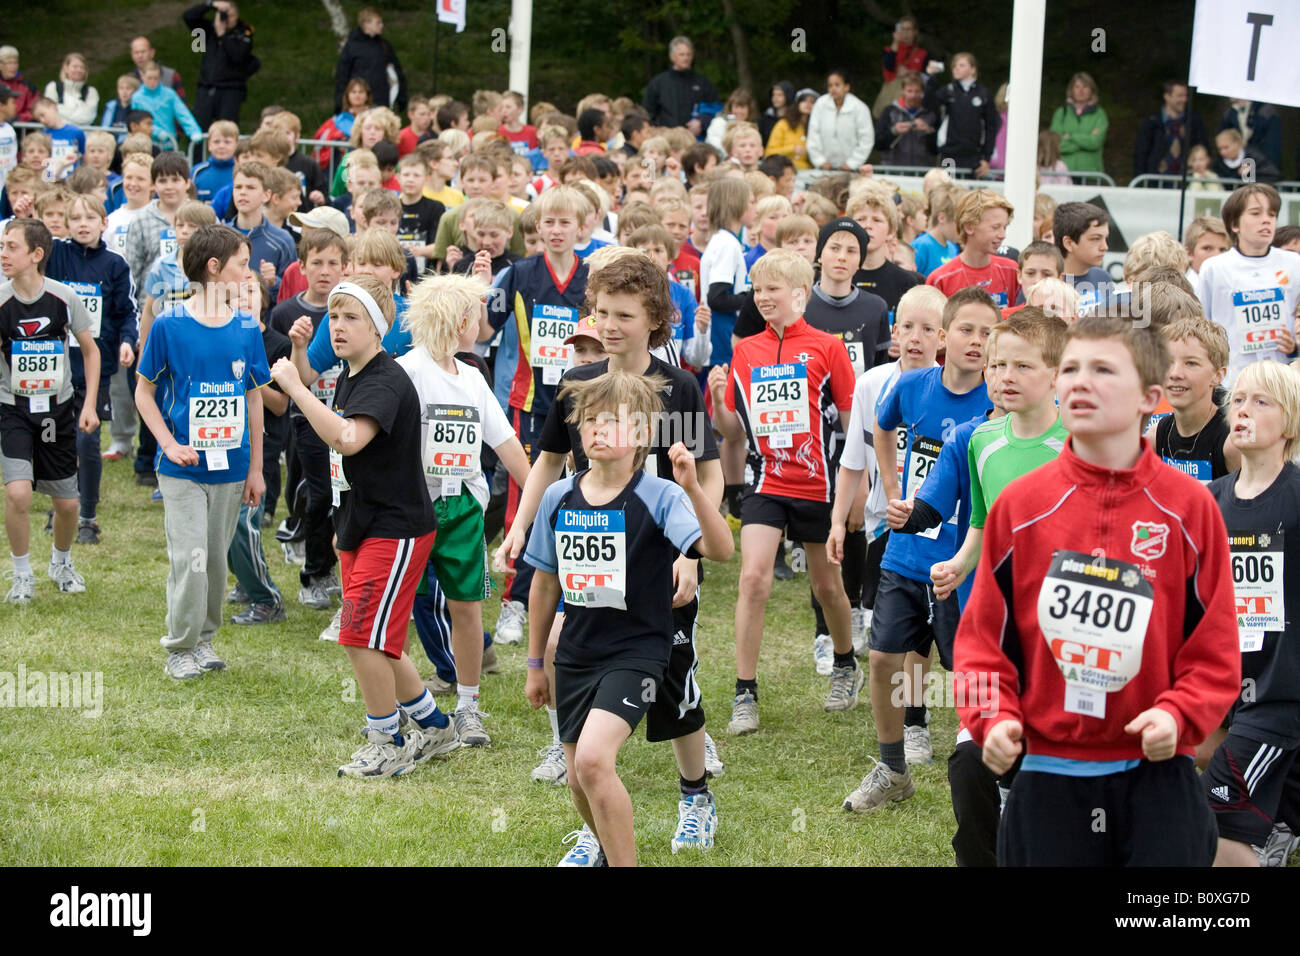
[720,0,752,93]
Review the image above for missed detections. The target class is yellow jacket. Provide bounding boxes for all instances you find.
[764,119,811,170]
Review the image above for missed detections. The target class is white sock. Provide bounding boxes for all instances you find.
[547,706,560,746]
[51,546,71,566]
[11,552,31,575]
[457,683,480,713]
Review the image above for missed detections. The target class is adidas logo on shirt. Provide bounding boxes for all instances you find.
[1210,785,1230,802]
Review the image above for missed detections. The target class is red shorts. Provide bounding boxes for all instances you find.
[338,532,436,658]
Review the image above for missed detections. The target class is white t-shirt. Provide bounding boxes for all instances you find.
[1198,246,1300,381]
[395,349,514,509]
[104,204,146,258]
[699,230,749,302]
[839,360,937,538]
[0,122,16,190]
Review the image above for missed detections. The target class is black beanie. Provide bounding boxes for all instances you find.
[815,217,871,268]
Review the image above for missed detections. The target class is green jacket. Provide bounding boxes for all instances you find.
[1049,103,1108,173]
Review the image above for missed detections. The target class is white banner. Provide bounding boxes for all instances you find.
[437,0,466,33]
[1189,0,1300,108]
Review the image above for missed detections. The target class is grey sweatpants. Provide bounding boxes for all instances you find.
[159,474,244,651]
[109,366,136,444]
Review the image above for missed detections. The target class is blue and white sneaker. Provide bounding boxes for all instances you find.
[556,825,605,866]
[671,792,718,853]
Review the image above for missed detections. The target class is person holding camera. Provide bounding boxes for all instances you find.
[184,1,258,128]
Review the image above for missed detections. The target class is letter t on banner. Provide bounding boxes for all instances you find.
[438,0,467,32]
[1189,0,1300,107]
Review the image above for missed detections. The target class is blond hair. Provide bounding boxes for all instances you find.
[350,227,406,276]
[955,189,1014,241]
[722,121,761,157]
[561,369,665,470]
[536,183,590,220]
[744,170,774,199]
[755,194,793,221]
[471,198,514,234]
[749,248,815,292]
[846,184,900,234]
[175,199,218,227]
[405,273,489,360]
[350,106,402,147]
[649,177,688,205]
[1025,277,1079,321]
[895,284,947,325]
[1123,231,1189,284]
[85,130,117,153]
[329,273,396,345]
[1232,361,1300,459]
[1162,316,1229,371]
[1184,215,1230,253]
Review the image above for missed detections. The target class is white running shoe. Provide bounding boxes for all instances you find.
[557,825,605,866]
[1256,822,1300,868]
[531,744,568,785]
[851,606,871,656]
[299,581,331,610]
[843,757,915,813]
[704,732,725,778]
[338,729,416,778]
[727,690,759,736]
[48,559,86,593]
[320,571,342,597]
[671,792,718,853]
[824,664,865,712]
[813,633,834,676]
[164,649,203,680]
[4,570,35,605]
[495,600,526,645]
[408,721,461,763]
[453,707,491,747]
[903,724,933,764]
[191,639,226,672]
[319,607,342,642]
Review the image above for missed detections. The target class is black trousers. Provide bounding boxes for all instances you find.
[291,416,336,585]
[194,85,246,129]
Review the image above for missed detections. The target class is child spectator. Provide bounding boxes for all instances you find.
[925,53,1000,177]
[130,62,200,149]
[765,88,816,170]
[101,75,140,131]
[875,72,937,168]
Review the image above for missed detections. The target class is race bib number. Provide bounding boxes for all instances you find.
[65,280,102,341]
[11,339,63,407]
[1234,288,1287,355]
[1161,456,1212,484]
[896,425,908,483]
[51,141,77,171]
[556,510,626,609]
[424,404,481,480]
[843,338,865,376]
[1230,531,1285,644]
[107,225,128,256]
[1037,551,1155,718]
[530,304,577,385]
[189,391,244,470]
[906,434,954,540]
[159,228,179,259]
[329,447,350,506]
[750,363,808,449]
[310,363,342,403]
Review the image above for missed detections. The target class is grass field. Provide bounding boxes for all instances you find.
[0,437,964,866]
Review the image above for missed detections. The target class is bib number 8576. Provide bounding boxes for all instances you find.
[1044,583,1137,632]
[559,533,618,562]
[430,421,478,444]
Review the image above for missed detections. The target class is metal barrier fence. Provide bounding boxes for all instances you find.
[1128,172,1300,192]
[800,163,1117,188]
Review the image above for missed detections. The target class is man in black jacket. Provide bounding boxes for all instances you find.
[643,36,718,135]
[1132,80,1207,184]
[876,71,937,168]
[924,52,998,178]
[335,8,407,114]
[184,1,257,128]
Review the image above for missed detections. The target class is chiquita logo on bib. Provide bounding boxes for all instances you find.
[1129,521,1169,561]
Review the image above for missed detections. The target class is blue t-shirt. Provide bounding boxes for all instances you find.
[875,366,992,583]
[1064,266,1115,317]
[912,415,986,608]
[136,304,271,483]
[910,232,959,279]
[306,293,410,373]
[144,250,189,305]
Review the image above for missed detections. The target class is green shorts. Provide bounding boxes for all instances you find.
[428,489,489,602]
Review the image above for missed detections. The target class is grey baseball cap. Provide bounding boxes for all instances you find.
[288,205,350,238]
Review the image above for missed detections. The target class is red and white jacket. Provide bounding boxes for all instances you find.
[725,317,855,503]
[955,437,1240,762]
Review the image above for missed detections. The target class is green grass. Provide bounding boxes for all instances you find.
[0,434,965,866]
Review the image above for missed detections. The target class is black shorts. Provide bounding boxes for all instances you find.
[1204,732,1300,845]
[645,596,707,743]
[0,399,77,487]
[554,659,666,744]
[869,568,959,670]
[998,756,1216,866]
[74,379,112,423]
[742,492,832,543]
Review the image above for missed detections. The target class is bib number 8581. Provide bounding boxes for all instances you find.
[14,355,56,372]
[1044,583,1137,632]
[559,533,618,562]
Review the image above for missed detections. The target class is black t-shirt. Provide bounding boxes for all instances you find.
[261,323,292,438]
[398,196,445,249]
[733,291,764,340]
[539,355,719,478]
[268,293,328,338]
[1154,408,1231,484]
[451,249,522,277]
[803,285,891,375]
[331,349,436,551]
[1209,462,1300,749]
[851,260,923,313]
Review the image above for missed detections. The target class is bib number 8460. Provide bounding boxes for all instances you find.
[1044,583,1137,632]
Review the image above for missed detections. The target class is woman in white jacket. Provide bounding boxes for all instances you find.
[807,70,874,172]
[44,53,99,127]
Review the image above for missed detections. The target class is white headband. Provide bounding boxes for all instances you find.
[329,281,389,339]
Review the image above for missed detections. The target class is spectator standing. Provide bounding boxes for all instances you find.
[759,82,792,146]
[1212,129,1280,186]
[1217,99,1281,173]
[875,71,937,168]
[1133,81,1207,181]
[925,52,1000,178]
[184,0,258,128]
[643,36,719,135]
[0,46,38,122]
[881,15,941,83]
[1049,72,1108,174]
[765,89,816,170]
[44,54,99,128]
[335,7,407,114]
[131,63,202,149]
[807,70,874,173]
[129,37,185,101]
[707,89,757,153]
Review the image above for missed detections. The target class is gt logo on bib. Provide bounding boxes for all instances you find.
[750,363,808,449]
[424,403,481,496]
[556,509,626,609]
[11,339,63,400]
[530,304,577,385]
[189,388,245,471]
[1038,551,1155,718]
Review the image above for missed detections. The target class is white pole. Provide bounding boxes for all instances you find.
[1004,0,1046,251]
[508,0,533,106]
